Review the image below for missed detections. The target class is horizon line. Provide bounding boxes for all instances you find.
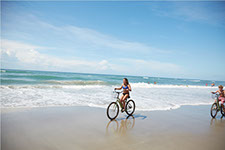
[1,68,224,82]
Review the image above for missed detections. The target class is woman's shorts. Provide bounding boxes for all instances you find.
[122,93,130,98]
[218,97,225,104]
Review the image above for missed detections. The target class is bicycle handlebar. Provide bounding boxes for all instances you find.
[113,90,123,94]
[211,93,219,99]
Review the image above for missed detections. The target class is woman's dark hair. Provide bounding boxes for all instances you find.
[124,78,129,85]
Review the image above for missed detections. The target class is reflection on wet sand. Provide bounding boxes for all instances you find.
[106,116,135,136]
[210,116,224,126]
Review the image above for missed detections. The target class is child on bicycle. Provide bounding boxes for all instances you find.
[211,85,225,112]
[115,78,132,112]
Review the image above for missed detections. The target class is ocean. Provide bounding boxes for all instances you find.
[1,69,224,111]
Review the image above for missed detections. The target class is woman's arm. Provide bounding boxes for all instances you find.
[211,90,218,94]
[115,85,122,90]
[128,84,132,91]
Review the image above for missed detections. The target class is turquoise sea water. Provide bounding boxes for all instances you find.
[1,69,224,86]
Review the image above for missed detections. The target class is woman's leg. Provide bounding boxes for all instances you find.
[221,102,225,112]
[122,94,129,110]
[221,98,225,112]
[218,97,225,112]
[120,95,124,108]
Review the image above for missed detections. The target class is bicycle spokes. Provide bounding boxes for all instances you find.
[111,104,116,112]
[127,104,133,112]
[107,102,119,120]
[211,103,218,118]
[110,104,117,112]
[125,100,135,116]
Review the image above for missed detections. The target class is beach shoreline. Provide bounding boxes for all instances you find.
[1,69,223,111]
[1,105,225,150]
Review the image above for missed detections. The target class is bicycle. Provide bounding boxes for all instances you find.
[210,93,225,118]
[106,90,135,120]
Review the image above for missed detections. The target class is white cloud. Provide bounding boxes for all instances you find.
[1,13,183,77]
[2,13,172,56]
[1,39,183,77]
[1,39,116,73]
[37,21,161,53]
[118,58,182,77]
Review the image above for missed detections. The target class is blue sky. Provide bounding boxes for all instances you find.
[1,1,225,80]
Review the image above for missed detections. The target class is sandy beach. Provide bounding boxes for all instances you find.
[1,105,225,150]
[2,1,225,150]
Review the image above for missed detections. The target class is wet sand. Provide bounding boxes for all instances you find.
[1,105,225,150]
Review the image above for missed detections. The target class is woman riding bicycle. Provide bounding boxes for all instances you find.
[114,78,132,112]
[212,85,225,112]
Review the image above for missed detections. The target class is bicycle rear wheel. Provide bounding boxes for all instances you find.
[211,103,218,118]
[125,100,135,116]
[107,102,119,120]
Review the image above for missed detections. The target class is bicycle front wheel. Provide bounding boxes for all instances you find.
[107,102,119,120]
[125,100,135,116]
[211,103,218,118]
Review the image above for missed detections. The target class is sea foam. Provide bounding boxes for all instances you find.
[1,83,215,111]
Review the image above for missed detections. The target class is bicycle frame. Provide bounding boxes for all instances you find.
[214,94,221,111]
[114,91,127,109]
[116,98,127,109]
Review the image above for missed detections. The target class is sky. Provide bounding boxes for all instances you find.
[1,1,225,80]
